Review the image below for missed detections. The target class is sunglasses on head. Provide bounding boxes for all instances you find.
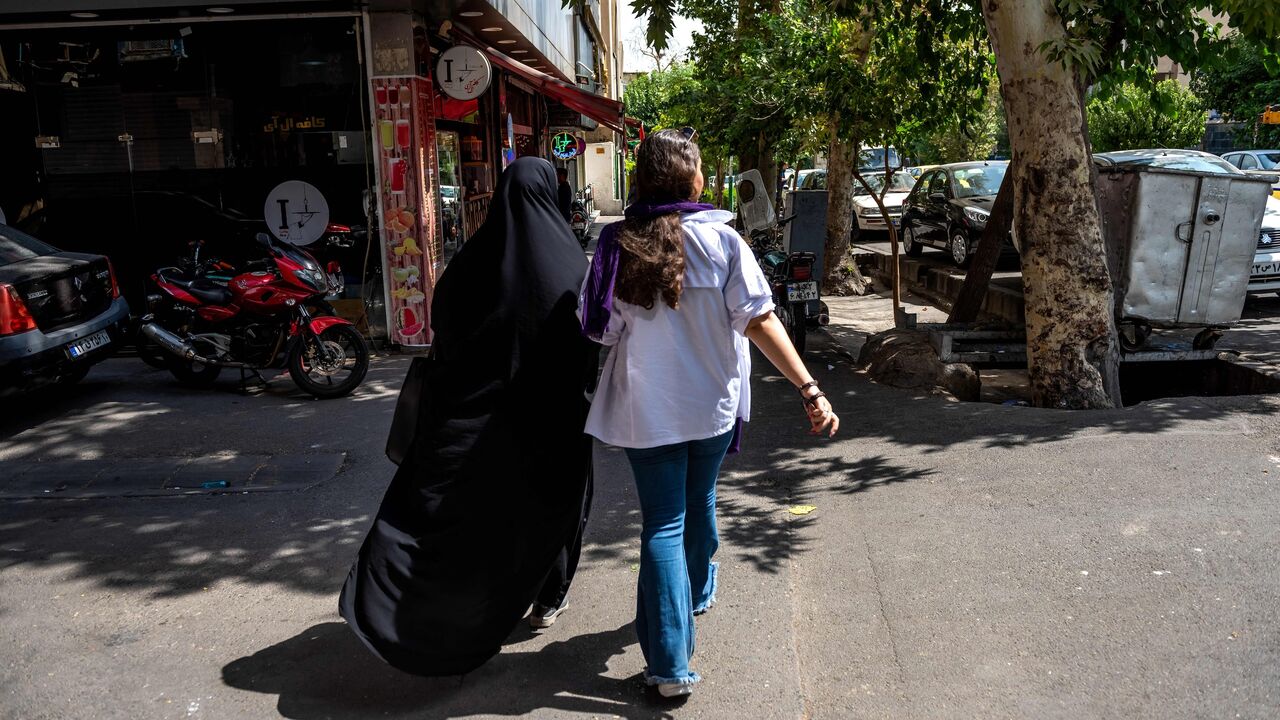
[679,126,697,142]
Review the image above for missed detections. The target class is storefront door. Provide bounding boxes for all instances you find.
[437,130,462,248]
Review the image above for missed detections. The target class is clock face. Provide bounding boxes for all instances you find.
[437,46,492,101]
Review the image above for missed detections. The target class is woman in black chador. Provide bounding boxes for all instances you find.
[340,157,597,676]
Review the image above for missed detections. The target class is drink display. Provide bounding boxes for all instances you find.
[373,76,439,346]
[396,119,411,151]
[379,120,394,150]
[388,158,406,193]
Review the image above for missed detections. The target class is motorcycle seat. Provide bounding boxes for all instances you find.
[158,270,233,305]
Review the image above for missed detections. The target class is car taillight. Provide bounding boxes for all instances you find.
[0,283,38,336]
[107,259,121,299]
[326,261,342,274]
[791,265,812,281]
[326,223,351,234]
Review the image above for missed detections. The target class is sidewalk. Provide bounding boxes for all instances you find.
[1,294,1278,718]
[231,293,1280,718]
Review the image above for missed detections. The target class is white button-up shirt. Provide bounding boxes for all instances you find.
[582,210,775,449]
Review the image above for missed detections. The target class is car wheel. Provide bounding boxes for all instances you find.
[948,231,972,268]
[903,226,923,257]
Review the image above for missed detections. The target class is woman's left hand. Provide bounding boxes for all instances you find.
[805,394,839,437]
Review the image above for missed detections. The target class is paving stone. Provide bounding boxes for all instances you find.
[93,458,190,496]
[0,461,99,498]
[168,455,269,490]
[245,453,346,491]
[0,453,342,499]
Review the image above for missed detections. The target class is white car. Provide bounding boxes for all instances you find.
[1249,195,1280,293]
[796,170,918,232]
[1221,150,1280,198]
[853,172,917,231]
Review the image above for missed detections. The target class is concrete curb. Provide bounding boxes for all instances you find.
[858,251,1026,325]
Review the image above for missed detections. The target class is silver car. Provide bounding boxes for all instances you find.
[0,223,130,394]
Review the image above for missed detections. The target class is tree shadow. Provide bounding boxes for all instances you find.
[3,328,1275,608]
[222,621,681,720]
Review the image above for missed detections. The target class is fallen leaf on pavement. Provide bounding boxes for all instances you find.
[788,505,817,516]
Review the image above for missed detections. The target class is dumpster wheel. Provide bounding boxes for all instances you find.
[1192,328,1223,350]
[1118,321,1151,352]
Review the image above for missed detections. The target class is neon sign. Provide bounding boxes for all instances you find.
[552,132,580,160]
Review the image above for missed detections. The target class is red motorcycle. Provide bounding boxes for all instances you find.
[140,233,369,399]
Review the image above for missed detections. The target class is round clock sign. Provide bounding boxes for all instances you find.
[436,45,492,101]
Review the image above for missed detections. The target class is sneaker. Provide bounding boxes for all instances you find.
[528,603,567,628]
[657,683,694,698]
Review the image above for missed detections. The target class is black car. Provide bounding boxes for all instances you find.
[0,223,130,394]
[900,161,1009,267]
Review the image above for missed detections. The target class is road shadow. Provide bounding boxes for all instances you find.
[222,621,680,720]
[3,327,1273,606]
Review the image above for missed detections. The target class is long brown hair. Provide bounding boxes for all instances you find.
[615,129,702,310]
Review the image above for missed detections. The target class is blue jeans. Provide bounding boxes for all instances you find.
[624,430,734,686]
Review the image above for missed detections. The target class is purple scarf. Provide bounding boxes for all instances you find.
[580,201,715,340]
[580,200,747,453]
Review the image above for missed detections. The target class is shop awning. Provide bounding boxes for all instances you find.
[479,46,625,135]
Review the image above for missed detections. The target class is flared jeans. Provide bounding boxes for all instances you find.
[624,430,734,686]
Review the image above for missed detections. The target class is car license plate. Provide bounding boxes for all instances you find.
[1253,262,1280,276]
[786,281,819,302]
[66,329,111,358]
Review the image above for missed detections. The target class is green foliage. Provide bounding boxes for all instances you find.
[621,62,702,132]
[1191,35,1280,148]
[909,80,1006,164]
[1086,81,1207,152]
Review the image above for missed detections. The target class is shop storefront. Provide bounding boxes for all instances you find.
[0,2,627,350]
[0,6,387,335]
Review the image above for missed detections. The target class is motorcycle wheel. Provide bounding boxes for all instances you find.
[789,302,808,355]
[288,324,369,399]
[168,357,222,387]
[135,331,170,369]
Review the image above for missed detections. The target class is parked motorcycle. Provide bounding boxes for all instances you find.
[140,233,369,399]
[134,240,238,370]
[759,250,821,355]
[570,196,591,249]
[750,216,827,356]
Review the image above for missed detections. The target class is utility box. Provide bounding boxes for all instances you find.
[1098,166,1272,327]
[785,189,828,314]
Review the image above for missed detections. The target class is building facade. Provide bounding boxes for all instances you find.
[0,0,627,346]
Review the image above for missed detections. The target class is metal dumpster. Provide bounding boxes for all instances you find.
[1097,165,1273,343]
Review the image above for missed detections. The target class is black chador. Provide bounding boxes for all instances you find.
[339,157,597,675]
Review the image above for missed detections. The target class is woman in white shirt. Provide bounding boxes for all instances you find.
[581,129,838,698]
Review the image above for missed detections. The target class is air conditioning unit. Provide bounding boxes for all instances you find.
[117,39,187,63]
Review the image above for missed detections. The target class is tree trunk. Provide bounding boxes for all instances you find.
[822,120,869,296]
[947,173,1013,323]
[981,0,1120,409]
[757,132,778,210]
[714,157,726,208]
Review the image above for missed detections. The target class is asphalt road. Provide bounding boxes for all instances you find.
[3,318,1280,719]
